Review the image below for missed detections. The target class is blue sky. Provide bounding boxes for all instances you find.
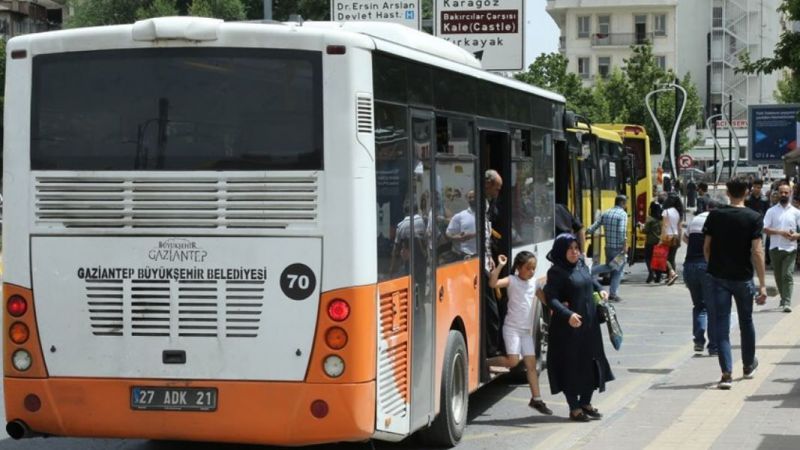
[525,0,559,68]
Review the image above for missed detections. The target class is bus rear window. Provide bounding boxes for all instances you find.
[31,48,322,170]
[624,138,647,181]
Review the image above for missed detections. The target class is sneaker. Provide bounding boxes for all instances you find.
[489,365,510,374]
[718,373,733,390]
[743,358,759,379]
[708,349,719,357]
[784,305,793,313]
[666,273,679,286]
[529,399,553,415]
[609,295,622,303]
[694,344,704,353]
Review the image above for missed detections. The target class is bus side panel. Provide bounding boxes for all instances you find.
[4,378,374,446]
[433,258,481,414]
[375,277,412,436]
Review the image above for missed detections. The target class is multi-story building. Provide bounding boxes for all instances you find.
[546,0,781,122]
[0,0,65,40]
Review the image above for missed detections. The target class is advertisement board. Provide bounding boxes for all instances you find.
[434,0,523,71]
[748,104,800,164]
[330,0,421,30]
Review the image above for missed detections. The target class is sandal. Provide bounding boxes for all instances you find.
[569,411,591,422]
[581,405,603,419]
[667,273,679,286]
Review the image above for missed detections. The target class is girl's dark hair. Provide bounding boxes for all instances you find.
[664,193,684,215]
[512,251,536,273]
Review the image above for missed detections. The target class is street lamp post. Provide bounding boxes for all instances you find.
[645,83,687,183]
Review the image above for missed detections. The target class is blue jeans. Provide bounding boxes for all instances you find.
[592,246,624,296]
[709,276,756,374]
[683,262,717,352]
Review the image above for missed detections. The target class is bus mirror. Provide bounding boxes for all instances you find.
[563,111,577,129]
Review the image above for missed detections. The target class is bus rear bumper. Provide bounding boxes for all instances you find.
[4,377,375,445]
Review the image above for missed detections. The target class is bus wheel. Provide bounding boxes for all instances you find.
[423,330,468,447]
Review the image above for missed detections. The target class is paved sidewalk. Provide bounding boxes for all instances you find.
[571,290,800,449]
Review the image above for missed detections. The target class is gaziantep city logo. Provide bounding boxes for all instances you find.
[148,238,208,263]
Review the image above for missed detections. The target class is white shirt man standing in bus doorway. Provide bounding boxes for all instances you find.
[446,190,477,257]
[484,170,503,363]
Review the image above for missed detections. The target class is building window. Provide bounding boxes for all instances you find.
[597,15,610,36]
[634,14,648,44]
[654,55,666,70]
[577,16,590,38]
[654,14,666,36]
[577,57,590,78]
[598,57,611,78]
[712,7,723,28]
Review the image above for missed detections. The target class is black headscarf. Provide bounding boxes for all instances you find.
[547,233,579,269]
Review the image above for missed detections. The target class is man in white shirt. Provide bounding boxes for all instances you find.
[763,183,800,312]
[446,190,477,256]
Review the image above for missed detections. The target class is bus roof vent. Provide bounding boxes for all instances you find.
[132,16,223,42]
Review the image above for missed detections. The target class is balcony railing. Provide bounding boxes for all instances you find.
[591,32,655,46]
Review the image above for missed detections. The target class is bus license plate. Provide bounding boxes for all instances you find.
[130,387,217,412]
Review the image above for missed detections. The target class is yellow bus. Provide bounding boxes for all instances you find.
[555,121,630,263]
[596,124,654,261]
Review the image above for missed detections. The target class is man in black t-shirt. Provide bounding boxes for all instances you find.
[703,176,767,390]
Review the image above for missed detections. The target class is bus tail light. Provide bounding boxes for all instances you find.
[4,283,48,378]
[624,125,643,135]
[306,285,375,383]
[325,327,348,350]
[637,193,647,224]
[12,350,32,372]
[323,355,345,378]
[9,323,29,344]
[310,399,329,418]
[327,299,350,321]
[7,296,27,317]
[24,394,41,412]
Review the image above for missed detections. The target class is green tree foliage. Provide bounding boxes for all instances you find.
[67,0,248,26]
[189,0,246,20]
[738,0,800,102]
[514,53,592,114]
[67,0,143,27]
[517,42,702,156]
[776,72,800,103]
[137,0,179,19]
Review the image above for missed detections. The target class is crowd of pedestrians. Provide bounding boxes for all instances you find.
[481,168,800,422]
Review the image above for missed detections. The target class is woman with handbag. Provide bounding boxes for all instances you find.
[661,194,684,285]
[544,234,615,422]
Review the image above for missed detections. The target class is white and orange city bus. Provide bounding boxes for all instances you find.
[3,17,564,446]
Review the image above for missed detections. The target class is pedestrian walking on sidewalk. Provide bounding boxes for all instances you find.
[763,182,800,313]
[703,176,768,390]
[544,234,614,422]
[486,252,553,416]
[587,195,628,302]
[682,199,719,356]
[643,203,664,283]
[661,194,683,286]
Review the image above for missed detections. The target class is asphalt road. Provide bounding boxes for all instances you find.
[0,254,773,449]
